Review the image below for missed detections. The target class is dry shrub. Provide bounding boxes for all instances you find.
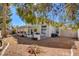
[27,45,42,56]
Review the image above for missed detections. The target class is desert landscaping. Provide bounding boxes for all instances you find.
[0,3,79,56]
[0,34,79,56]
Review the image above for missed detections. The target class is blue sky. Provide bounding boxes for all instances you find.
[10,6,26,27]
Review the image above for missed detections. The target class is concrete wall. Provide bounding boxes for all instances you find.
[59,28,77,39]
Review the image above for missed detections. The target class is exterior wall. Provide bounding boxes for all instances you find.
[59,28,77,39]
[16,24,57,38]
[47,26,57,37]
[40,24,56,37]
[17,27,28,32]
[16,24,78,39]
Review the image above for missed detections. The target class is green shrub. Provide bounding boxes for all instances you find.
[12,28,16,34]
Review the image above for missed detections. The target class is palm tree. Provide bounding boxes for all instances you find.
[1,4,9,38]
[16,3,52,25]
[16,4,35,24]
[65,3,78,21]
[65,3,79,30]
[0,3,12,38]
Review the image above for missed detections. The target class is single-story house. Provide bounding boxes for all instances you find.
[16,23,78,40]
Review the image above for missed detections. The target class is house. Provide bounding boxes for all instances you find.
[41,23,57,37]
[16,23,58,40]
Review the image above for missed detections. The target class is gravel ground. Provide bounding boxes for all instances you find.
[73,41,79,56]
[0,41,8,55]
[4,44,71,56]
[2,35,79,56]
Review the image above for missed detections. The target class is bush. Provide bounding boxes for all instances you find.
[34,28,37,32]
[12,28,16,34]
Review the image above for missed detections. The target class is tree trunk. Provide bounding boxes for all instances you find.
[1,3,8,38]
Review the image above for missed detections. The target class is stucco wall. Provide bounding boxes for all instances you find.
[59,28,77,38]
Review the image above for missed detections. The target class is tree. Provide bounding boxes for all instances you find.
[16,3,52,25]
[1,4,8,38]
[0,3,12,38]
[65,4,78,20]
[65,3,79,30]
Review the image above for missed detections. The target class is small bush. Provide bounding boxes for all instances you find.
[12,28,16,34]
